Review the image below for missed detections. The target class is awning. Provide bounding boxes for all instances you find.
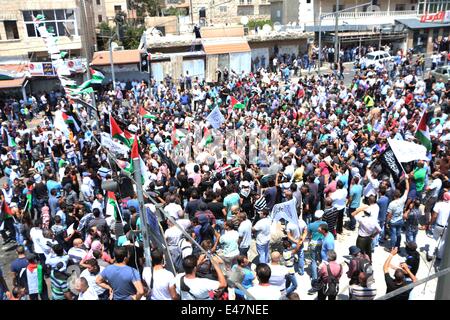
[91,49,141,66]
[0,64,27,89]
[202,40,251,55]
[396,18,450,29]
[0,77,26,89]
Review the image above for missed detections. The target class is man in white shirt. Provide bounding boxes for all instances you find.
[164,219,183,246]
[142,249,175,300]
[330,180,348,234]
[170,255,227,300]
[351,195,381,261]
[247,263,282,300]
[252,209,272,264]
[428,192,450,261]
[237,212,252,257]
[268,252,288,294]
[76,277,99,300]
[164,196,184,220]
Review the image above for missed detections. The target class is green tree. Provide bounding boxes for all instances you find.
[121,24,146,49]
[97,22,114,51]
[129,0,162,17]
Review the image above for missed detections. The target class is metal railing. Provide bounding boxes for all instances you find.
[375,267,450,300]
[321,10,418,21]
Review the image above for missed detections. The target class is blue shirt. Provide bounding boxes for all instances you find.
[349,184,363,209]
[321,233,335,261]
[232,266,254,297]
[47,180,62,197]
[308,221,326,242]
[100,264,141,300]
[338,174,349,189]
[127,199,140,213]
[377,195,389,222]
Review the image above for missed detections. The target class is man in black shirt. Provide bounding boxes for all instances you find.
[51,138,64,172]
[322,198,339,238]
[33,174,48,214]
[383,247,417,300]
[404,241,420,278]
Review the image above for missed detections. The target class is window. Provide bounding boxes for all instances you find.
[114,5,122,13]
[98,15,103,22]
[96,0,101,5]
[247,0,252,4]
[219,6,227,13]
[333,5,345,12]
[238,6,254,15]
[307,0,311,3]
[4,21,19,40]
[23,10,77,37]
[259,5,270,15]
[395,4,406,11]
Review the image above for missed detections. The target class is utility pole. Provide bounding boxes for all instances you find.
[79,0,98,122]
[435,214,450,300]
[334,0,339,63]
[109,36,117,91]
[133,156,152,269]
[189,0,194,26]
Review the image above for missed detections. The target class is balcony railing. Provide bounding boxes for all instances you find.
[322,9,418,21]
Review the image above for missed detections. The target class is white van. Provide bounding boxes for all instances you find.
[361,50,392,68]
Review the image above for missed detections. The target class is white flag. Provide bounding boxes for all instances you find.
[206,106,225,129]
[270,198,299,226]
[53,110,70,137]
[387,138,429,163]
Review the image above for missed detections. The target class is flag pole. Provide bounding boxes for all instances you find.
[133,154,152,269]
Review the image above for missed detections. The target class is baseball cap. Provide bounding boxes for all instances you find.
[349,246,361,256]
[314,210,324,219]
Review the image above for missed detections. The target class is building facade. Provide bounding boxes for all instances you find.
[188,0,271,25]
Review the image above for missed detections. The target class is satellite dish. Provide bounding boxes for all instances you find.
[262,24,272,33]
[365,5,380,12]
[273,22,282,32]
[111,41,119,50]
[240,16,249,25]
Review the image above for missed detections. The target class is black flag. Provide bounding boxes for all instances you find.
[380,146,404,182]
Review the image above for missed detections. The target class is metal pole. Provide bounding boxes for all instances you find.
[435,215,450,300]
[133,157,152,269]
[109,36,116,91]
[318,16,322,74]
[80,0,98,121]
[334,0,339,63]
[189,0,194,25]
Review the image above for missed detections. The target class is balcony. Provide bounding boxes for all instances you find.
[319,10,418,26]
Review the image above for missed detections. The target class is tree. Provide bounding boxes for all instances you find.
[121,24,146,50]
[97,22,114,51]
[129,0,162,17]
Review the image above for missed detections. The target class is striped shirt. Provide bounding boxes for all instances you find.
[50,271,69,300]
[349,284,377,300]
[322,207,339,234]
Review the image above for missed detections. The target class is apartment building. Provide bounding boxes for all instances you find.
[168,0,272,25]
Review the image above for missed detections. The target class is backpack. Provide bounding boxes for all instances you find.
[169,238,190,273]
[357,258,374,284]
[322,263,341,297]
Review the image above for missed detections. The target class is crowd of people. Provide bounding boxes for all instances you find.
[0,44,449,301]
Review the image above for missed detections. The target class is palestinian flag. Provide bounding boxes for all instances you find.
[171,127,186,147]
[1,200,13,219]
[139,106,157,121]
[61,111,80,132]
[131,136,149,186]
[201,127,213,146]
[230,96,245,109]
[110,115,132,148]
[26,186,33,212]
[90,68,105,84]
[106,191,123,222]
[415,111,432,151]
[8,134,17,148]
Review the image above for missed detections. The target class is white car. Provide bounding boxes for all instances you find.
[361,51,392,68]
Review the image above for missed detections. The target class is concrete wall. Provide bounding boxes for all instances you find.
[145,16,178,35]
[191,0,270,25]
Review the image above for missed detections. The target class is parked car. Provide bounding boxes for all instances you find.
[360,50,392,68]
[429,65,450,82]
